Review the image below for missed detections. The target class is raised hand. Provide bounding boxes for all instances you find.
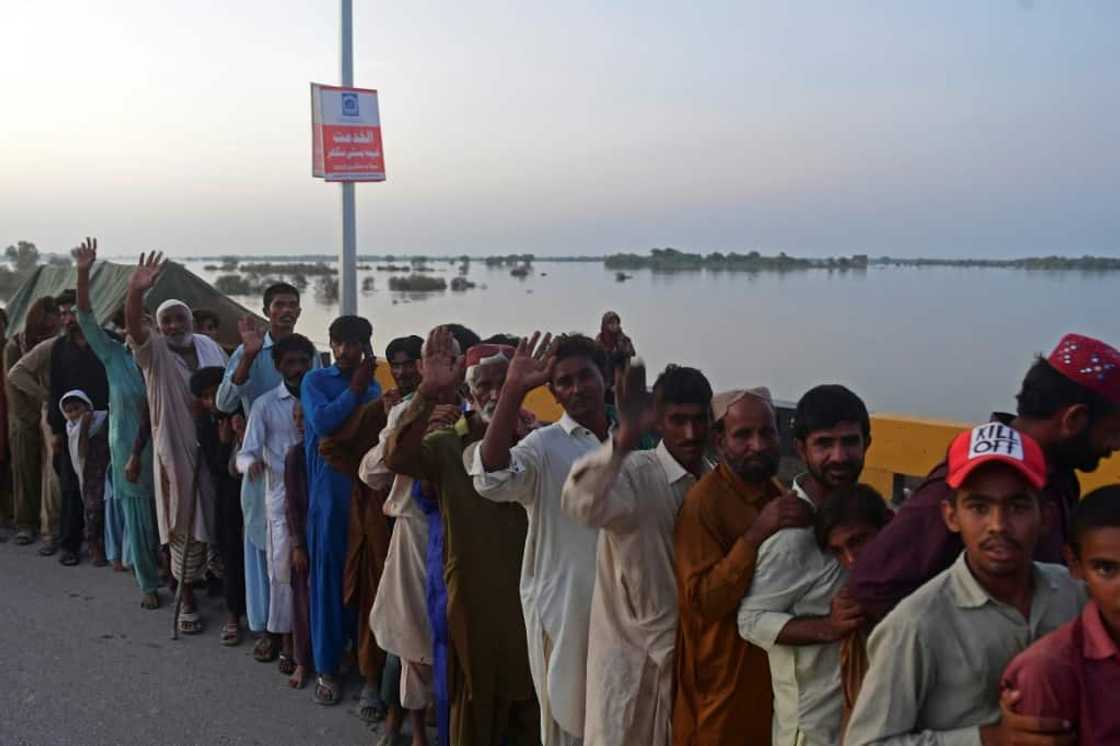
[129,251,166,292]
[237,316,265,357]
[74,237,98,272]
[615,358,655,452]
[505,331,555,393]
[419,325,465,397]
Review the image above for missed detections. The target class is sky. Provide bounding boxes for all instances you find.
[2,1,1117,259]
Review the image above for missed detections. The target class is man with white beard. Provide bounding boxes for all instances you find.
[125,252,229,635]
[384,328,539,746]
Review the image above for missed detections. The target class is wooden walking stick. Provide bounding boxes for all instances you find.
[172,446,204,640]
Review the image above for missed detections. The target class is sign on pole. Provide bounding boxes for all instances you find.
[311,83,386,182]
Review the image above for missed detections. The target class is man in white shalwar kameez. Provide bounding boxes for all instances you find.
[472,332,613,746]
[561,365,713,746]
[236,333,315,670]
[125,253,228,634]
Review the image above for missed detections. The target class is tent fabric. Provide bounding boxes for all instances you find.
[4,261,264,350]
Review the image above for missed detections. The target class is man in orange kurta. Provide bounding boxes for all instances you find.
[673,388,812,746]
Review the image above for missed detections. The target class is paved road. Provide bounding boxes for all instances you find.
[0,538,385,745]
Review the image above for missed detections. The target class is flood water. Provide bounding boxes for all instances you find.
[185,259,1119,423]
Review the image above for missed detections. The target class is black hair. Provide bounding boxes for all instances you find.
[329,315,373,344]
[1016,356,1116,424]
[445,324,481,354]
[189,366,225,397]
[263,282,300,311]
[552,333,608,378]
[481,333,520,347]
[56,289,77,307]
[192,308,220,329]
[0,307,8,327]
[385,335,423,362]
[1069,485,1120,557]
[815,483,891,549]
[652,365,713,410]
[793,385,870,441]
[271,333,316,366]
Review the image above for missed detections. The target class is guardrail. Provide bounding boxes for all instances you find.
[372,366,1120,501]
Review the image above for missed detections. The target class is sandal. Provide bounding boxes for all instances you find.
[177,610,204,635]
[253,634,279,662]
[220,622,241,647]
[359,684,388,723]
[278,652,296,676]
[313,675,341,706]
[59,551,80,567]
[38,541,58,557]
[13,530,34,546]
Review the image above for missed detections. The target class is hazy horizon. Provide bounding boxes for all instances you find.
[3,2,1117,260]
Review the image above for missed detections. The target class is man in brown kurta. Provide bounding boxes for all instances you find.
[673,388,811,746]
[385,331,539,746]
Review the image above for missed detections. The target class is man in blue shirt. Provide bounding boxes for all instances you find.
[301,315,380,706]
[217,283,320,658]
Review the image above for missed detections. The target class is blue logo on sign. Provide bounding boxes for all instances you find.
[341,93,360,117]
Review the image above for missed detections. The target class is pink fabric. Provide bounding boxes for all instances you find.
[1002,600,1120,745]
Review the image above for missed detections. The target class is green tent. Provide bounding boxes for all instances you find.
[4,261,264,350]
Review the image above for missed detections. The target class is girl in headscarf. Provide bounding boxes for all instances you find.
[58,389,118,567]
[596,311,635,404]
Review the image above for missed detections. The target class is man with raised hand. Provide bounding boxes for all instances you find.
[561,363,713,746]
[125,252,229,635]
[300,314,380,706]
[217,283,319,664]
[471,332,611,746]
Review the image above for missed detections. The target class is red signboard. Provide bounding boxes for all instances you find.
[311,83,385,182]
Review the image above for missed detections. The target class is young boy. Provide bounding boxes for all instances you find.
[191,366,247,645]
[58,389,114,567]
[237,334,316,678]
[284,401,313,690]
[845,423,1086,746]
[813,483,893,731]
[1002,485,1120,744]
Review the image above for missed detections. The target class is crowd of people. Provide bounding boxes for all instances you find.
[1,238,1119,746]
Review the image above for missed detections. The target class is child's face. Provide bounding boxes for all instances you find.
[1072,526,1120,637]
[61,399,89,423]
[197,385,219,414]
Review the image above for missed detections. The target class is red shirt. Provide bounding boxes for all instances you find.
[1001,600,1120,746]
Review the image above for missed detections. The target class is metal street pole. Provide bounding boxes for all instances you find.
[338,0,357,315]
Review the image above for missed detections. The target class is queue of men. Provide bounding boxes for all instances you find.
[3,240,1120,746]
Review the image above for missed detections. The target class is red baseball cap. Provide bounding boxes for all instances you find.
[1047,334,1120,405]
[946,423,1046,491]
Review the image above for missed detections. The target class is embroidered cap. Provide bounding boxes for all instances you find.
[464,344,514,370]
[1047,333,1120,405]
[712,387,774,423]
[946,423,1046,491]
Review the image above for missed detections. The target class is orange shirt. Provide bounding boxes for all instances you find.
[673,463,779,746]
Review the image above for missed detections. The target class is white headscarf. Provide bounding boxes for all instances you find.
[59,389,107,490]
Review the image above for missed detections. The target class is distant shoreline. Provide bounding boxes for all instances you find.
[101,251,1120,272]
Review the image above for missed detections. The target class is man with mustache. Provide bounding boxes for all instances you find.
[850,334,1120,621]
[125,252,230,634]
[383,330,538,746]
[472,332,611,746]
[217,283,320,661]
[561,364,713,746]
[673,388,812,746]
[737,385,872,746]
[845,423,1086,746]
